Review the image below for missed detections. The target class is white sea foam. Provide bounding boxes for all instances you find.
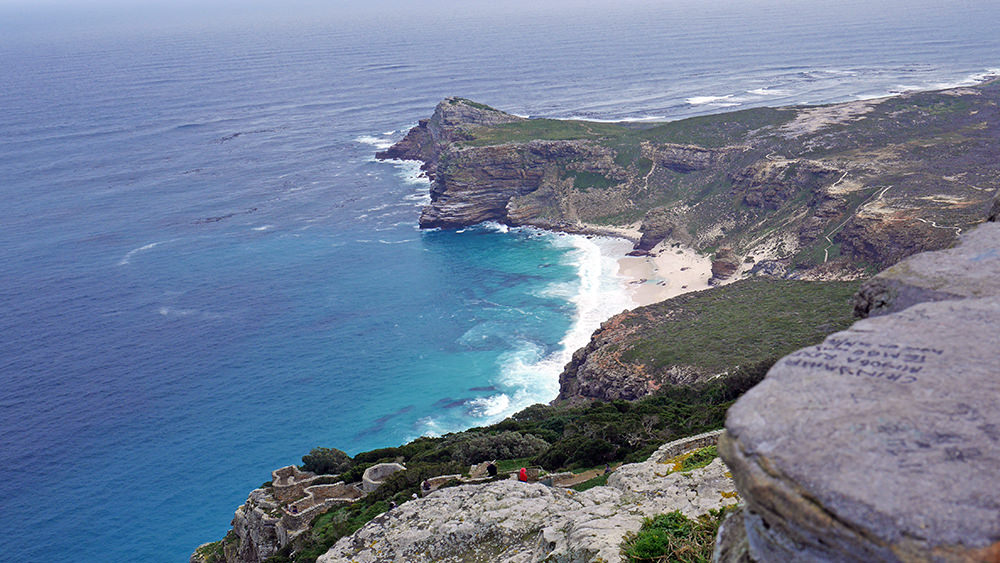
[930,68,1000,90]
[466,393,511,417]
[686,94,735,105]
[747,87,787,96]
[479,221,510,233]
[251,225,275,231]
[118,241,168,266]
[475,234,635,424]
[354,134,394,151]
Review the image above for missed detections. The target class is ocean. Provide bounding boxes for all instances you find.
[1,1,997,560]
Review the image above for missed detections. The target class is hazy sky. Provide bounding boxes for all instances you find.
[1,0,994,45]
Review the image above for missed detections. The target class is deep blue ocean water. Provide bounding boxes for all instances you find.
[1,1,998,560]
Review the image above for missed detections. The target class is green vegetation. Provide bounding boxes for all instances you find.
[196,531,237,563]
[463,118,628,146]
[636,107,794,147]
[571,473,609,492]
[300,447,352,475]
[495,457,535,474]
[667,446,719,473]
[573,170,616,190]
[621,508,732,563]
[621,279,861,372]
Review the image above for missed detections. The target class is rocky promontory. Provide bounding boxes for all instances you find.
[556,278,861,403]
[381,81,1000,279]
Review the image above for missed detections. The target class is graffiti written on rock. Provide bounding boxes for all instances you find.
[781,338,944,384]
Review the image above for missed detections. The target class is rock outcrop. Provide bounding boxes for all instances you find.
[223,488,283,563]
[852,222,1000,318]
[376,97,524,167]
[718,223,1000,562]
[320,431,737,563]
[709,248,740,285]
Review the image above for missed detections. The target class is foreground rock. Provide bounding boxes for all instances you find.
[719,294,1000,562]
[320,431,738,563]
[853,222,1000,317]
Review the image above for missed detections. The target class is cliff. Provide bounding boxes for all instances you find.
[381,81,1000,278]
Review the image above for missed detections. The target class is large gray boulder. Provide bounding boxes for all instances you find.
[853,222,1000,317]
[719,296,1000,562]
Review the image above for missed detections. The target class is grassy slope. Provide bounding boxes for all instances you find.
[619,278,861,372]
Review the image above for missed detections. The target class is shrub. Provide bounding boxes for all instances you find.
[621,508,731,563]
[679,446,718,472]
[300,447,352,475]
[446,431,550,465]
[534,435,617,469]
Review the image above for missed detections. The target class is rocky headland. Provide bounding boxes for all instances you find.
[197,86,1000,563]
[380,82,1000,279]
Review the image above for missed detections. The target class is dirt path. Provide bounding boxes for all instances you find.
[556,463,622,487]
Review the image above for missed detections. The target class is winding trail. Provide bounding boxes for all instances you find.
[916,217,963,235]
[822,184,891,263]
[640,159,657,191]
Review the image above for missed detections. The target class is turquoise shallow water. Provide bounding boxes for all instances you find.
[1,1,998,560]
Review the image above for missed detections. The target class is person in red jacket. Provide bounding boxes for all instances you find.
[518,467,528,482]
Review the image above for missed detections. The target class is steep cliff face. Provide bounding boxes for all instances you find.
[380,81,1000,278]
[191,489,282,563]
[419,139,624,229]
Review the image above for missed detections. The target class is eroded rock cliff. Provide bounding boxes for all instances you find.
[556,278,860,403]
[381,81,1000,278]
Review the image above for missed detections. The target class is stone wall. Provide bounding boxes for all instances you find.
[271,465,321,503]
[362,463,405,493]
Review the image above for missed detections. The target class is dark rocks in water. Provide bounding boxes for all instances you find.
[852,222,1000,318]
[989,192,1000,222]
[720,295,1000,562]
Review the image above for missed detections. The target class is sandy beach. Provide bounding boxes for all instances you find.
[617,241,714,307]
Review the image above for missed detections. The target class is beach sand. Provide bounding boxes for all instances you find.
[617,241,714,307]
